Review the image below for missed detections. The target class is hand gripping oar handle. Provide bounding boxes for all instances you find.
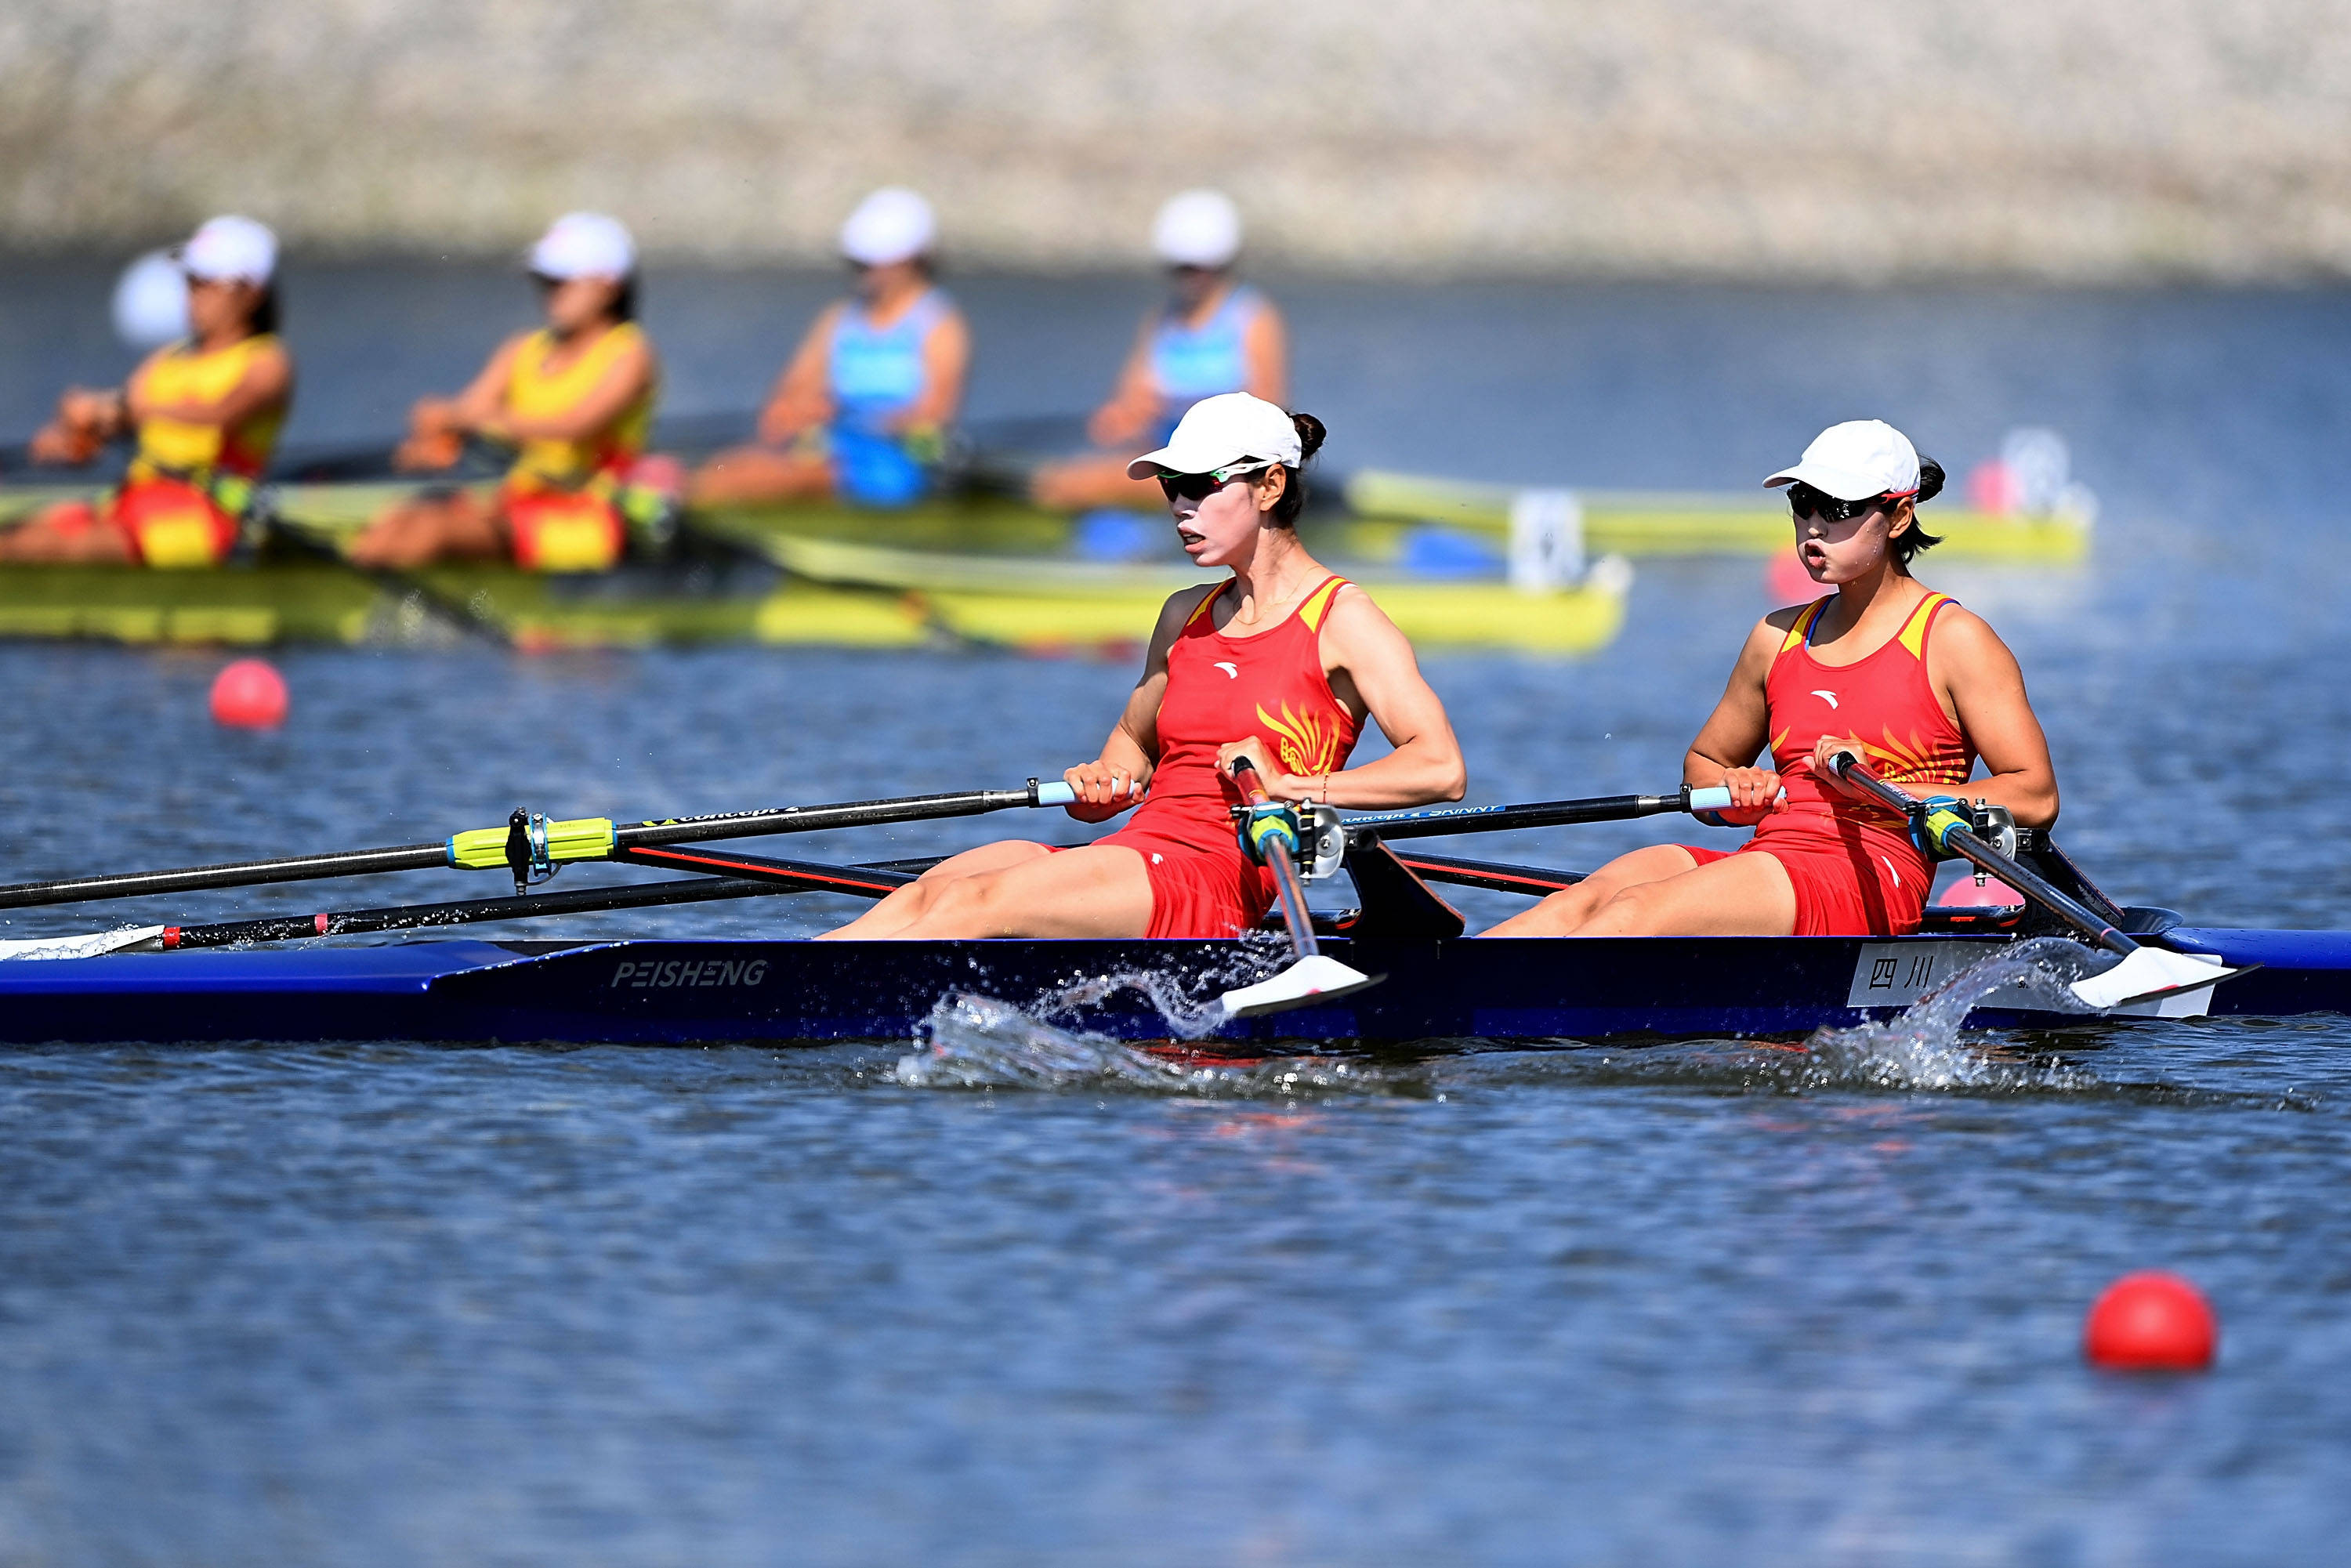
[1229,759,1318,958]
[1825,755,2244,1010]
[1218,759,1382,1019]
[0,778,1081,911]
[1824,755,2128,954]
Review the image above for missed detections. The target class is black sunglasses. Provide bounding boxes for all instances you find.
[1787,483,1893,524]
[1157,462,1270,502]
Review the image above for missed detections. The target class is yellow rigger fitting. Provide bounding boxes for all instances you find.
[445,817,617,870]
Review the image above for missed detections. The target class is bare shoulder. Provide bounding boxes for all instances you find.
[1320,581,1411,652]
[1928,600,2018,664]
[1155,581,1219,637]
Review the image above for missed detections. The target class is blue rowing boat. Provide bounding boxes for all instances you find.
[1,922,2344,1046]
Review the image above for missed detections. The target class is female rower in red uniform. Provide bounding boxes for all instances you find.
[824,393,1465,941]
[1486,418,2059,939]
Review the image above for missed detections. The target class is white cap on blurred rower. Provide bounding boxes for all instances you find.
[1153,189,1242,269]
[840,187,936,266]
[1764,418,1921,500]
[530,212,636,280]
[1128,393,1300,479]
[179,215,277,284]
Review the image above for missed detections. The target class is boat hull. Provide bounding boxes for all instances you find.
[0,927,2339,1047]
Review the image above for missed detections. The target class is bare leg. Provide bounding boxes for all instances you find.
[348,492,506,568]
[0,501,136,563]
[1030,453,1170,512]
[689,445,838,507]
[1482,845,1799,937]
[818,840,1154,940]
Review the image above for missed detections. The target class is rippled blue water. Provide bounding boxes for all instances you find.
[2,263,2349,1562]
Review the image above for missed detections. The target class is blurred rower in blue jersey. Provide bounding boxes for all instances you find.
[1032,190,1288,512]
[690,188,971,509]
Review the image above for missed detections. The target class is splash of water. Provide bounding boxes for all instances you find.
[0,925,165,961]
[894,991,1408,1098]
[1797,936,2101,1091]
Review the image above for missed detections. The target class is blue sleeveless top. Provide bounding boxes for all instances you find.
[828,288,952,433]
[1147,284,1266,414]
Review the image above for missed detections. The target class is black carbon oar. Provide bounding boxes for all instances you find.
[1827,755,2247,1009]
[1219,759,1382,1018]
[0,780,1077,912]
[1342,784,1738,843]
[149,854,933,951]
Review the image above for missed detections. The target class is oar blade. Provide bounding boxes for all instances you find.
[0,926,165,961]
[2070,947,2251,1012]
[1219,954,1384,1019]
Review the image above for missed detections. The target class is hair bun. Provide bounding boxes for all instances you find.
[1914,455,1946,505]
[1290,411,1327,465]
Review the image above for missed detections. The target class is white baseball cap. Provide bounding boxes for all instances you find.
[1765,419,1922,500]
[530,212,636,280]
[840,187,936,266]
[1153,190,1242,269]
[179,215,277,284]
[1128,393,1301,478]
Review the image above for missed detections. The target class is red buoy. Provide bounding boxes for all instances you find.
[2084,1271,2217,1371]
[209,657,288,729]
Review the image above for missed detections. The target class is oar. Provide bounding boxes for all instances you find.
[0,780,1079,911]
[0,855,946,961]
[1827,755,2248,1009]
[1340,784,1739,842]
[1217,759,1382,1018]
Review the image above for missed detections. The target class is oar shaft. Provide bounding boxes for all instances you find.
[0,780,1076,913]
[1828,756,2133,955]
[1231,760,1320,958]
[1342,785,1730,842]
[0,842,449,912]
[162,856,939,951]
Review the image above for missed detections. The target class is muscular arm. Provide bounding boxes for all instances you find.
[126,339,293,429]
[1926,609,2059,827]
[1061,585,1209,821]
[756,306,842,445]
[1682,614,1796,824]
[1223,588,1465,809]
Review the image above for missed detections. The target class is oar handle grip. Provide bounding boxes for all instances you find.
[1228,756,1274,806]
[1684,785,1734,814]
[1031,780,1077,807]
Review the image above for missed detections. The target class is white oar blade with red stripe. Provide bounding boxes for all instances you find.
[2070,947,2249,1012]
[1219,954,1384,1019]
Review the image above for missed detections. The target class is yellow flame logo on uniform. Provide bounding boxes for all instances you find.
[1256,702,1342,778]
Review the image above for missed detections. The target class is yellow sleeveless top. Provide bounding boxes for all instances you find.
[129,334,287,480]
[503,322,656,491]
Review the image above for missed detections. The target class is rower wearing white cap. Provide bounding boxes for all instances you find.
[1031,190,1288,513]
[825,393,1463,943]
[4,216,293,566]
[690,187,970,509]
[350,212,668,570]
[1487,419,2059,940]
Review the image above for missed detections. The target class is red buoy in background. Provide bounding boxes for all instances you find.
[2084,1271,2217,1371]
[209,658,288,729]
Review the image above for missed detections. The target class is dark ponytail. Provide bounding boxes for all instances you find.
[1889,455,1944,570]
[1268,411,1326,527]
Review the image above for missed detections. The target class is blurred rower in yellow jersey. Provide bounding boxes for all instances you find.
[1031,191,1287,513]
[689,189,970,509]
[350,212,670,570]
[2,216,292,566]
